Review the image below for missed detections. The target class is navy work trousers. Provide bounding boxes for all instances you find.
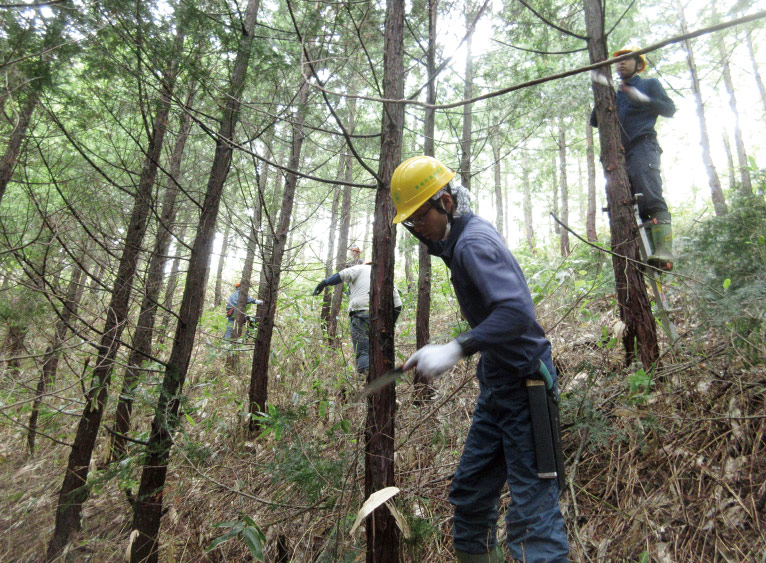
[626,136,669,221]
[349,311,370,374]
[449,357,569,561]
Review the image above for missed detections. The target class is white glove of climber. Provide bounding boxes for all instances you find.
[620,84,650,104]
[403,340,463,380]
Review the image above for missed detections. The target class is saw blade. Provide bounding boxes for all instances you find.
[352,365,404,402]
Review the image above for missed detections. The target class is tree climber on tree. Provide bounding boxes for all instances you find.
[591,45,677,270]
[391,155,570,562]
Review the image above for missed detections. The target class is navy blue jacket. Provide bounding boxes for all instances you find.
[413,213,550,385]
[590,74,675,150]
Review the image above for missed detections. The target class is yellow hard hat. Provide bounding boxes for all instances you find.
[390,156,455,224]
[612,46,646,73]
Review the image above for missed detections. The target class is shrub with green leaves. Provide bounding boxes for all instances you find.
[682,193,766,353]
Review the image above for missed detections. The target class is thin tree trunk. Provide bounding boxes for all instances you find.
[28,259,86,453]
[213,221,231,307]
[584,0,659,369]
[585,121,598,242]
[46,34,181,559]
[231,216,259,341]
[110,83,193,463]
[157,218,188,346]
[492,128,505,242]
[558,122,570,256]
[718,40,752,196]
[329,92,356,344]
[320,174,341,335]
[745,30,766,119]
[522,146,535,253]
[551,153,559,236]
[722,132,736,192]
[129,3,259,560]
[677,0,727,215]
[414,0,437,398]
[0,92,38,207]
[248,79,309,432]
[459,3,474,189]
[365,0,405,556]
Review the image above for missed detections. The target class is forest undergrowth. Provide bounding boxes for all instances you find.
[1,201,765,562]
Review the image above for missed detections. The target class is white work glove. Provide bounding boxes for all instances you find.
[403,340,463,379]
[620,84,650,104]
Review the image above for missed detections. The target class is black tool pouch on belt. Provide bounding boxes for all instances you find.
[526,363,566,492]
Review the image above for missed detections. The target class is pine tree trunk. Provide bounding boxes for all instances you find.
[47,38,180,560]
[584,0,659,369]
[718,41,753,196]
[129,3,259,560]
[677,1,727,216]
[365,0,405,556]
[248,79,309,432]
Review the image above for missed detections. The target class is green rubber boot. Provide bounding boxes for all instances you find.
[647,221,674,271]
[455,548,503,563]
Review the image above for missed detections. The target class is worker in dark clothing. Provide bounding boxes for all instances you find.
[313,263,402,374]
[391,156,569,562]
[224,282,263,339]
[591,46,676,270]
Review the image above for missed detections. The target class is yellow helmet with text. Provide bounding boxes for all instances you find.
[390,156,456,224]
[613,46,646,73]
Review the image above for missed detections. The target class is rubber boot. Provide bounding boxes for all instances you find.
[455,548,503,563]
[647,220,673,271]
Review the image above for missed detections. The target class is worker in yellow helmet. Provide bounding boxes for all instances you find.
[391,156,569,562]
[591,45,677,270]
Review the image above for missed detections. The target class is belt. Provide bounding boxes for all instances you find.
[626,133,656,151]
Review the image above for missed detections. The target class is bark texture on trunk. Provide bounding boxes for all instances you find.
[365,0,405,556]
